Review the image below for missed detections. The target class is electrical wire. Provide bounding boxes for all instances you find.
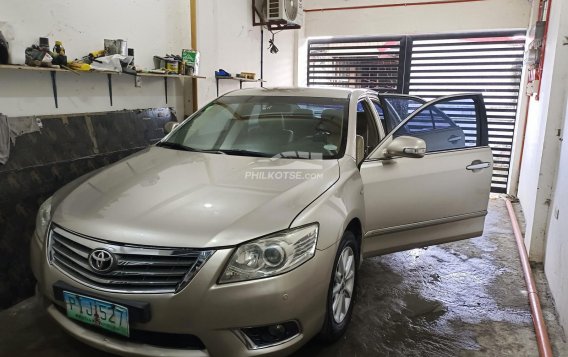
[268,29,282,54]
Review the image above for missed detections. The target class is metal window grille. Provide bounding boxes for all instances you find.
[307,37,408,93]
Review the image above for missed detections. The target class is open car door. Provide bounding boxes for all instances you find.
[375,94,427,134]
[360,94,492,256]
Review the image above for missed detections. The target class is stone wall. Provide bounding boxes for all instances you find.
[0,108,175,309]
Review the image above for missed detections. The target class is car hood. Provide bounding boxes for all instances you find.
[52,147,339,248]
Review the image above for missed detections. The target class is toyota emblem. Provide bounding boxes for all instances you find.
[88,249,116,273]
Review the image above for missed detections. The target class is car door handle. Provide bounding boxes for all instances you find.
[466,161,491,171]
[448,135,461,143]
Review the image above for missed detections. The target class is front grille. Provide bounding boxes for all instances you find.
[48,225,214,294]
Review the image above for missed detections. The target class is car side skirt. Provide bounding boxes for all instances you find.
[362,212,487,257]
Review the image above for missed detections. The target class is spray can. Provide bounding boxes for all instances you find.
[53,41,65,56]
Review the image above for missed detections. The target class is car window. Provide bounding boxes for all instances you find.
[404,109,435,133]
[393,97,479,153]
[431,107,455,129]
[356,100,380,156]
[381,97,425,133]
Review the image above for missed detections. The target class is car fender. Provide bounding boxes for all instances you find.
[290,156,365,252]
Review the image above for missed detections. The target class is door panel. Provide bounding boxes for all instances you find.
[361,94,492,256]
[361,147,492,256]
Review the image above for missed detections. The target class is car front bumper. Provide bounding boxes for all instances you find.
[31,232,337,357]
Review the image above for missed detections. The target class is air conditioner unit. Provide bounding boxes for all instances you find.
[266,0,303,27]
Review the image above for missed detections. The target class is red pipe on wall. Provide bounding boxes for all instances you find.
[304,0,489,13]
[505,200,553,357]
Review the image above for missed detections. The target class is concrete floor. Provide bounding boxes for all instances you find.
[0,198,567,356]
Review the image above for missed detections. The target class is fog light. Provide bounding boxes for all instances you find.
[238,321,300,349]
[268,324,286,338]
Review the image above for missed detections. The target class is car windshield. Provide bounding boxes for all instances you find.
[161,95,349,159]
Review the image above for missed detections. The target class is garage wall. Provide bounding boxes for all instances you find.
[517,0,568,262]
[303,0,531,38]
[516,0,568,331]
[0,108,176,309]
[195,0,296,106]
[0,0,191,117]
[516,21,566,263]
[545,98,568,332]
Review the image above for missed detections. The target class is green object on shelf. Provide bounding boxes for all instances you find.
[182,49,199,75]
[182,49,197,63]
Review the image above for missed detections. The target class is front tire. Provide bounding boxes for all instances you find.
[319,231,359,342]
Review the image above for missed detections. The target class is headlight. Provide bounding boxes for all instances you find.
[219,223,319,283]
[35,196,53,244]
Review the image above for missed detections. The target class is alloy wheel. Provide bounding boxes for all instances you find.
[332,246,355,324]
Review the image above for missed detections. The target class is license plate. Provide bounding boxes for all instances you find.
[63,291,130,337]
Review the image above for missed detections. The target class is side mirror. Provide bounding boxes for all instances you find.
[356,135,365,165]
[164,121,180,134]
[385,136,426,159]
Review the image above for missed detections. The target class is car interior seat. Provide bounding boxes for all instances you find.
[235,104,294,154]
[357,110,379,155]
[317,109,344,148]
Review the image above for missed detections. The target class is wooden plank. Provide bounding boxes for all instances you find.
[137,72,206,79]
[0,65,205,79]
[215,76,266,82]
[0,64,67,72]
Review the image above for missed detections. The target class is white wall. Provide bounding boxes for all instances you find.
[0,0,191,117]
[303,0,531,38]
[196,0,295,106]
[517,0,568,262]
[545,99,568,332]
[515,0,568,332]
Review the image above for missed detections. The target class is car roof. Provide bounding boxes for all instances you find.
[223,87,372,99]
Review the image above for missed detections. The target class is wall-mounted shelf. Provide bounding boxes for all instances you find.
[215,76,266,97]
[0,64,69,73]
[0,64,205,108]
[137,72,205,79]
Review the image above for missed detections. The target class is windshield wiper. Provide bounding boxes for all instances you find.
[156,142,197,151]
[157,143,270,157]
[216,149,272,157]
[156,142,224,154]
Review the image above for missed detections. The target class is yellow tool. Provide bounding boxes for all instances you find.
[68,61,91,71]
[89,50,106,59]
